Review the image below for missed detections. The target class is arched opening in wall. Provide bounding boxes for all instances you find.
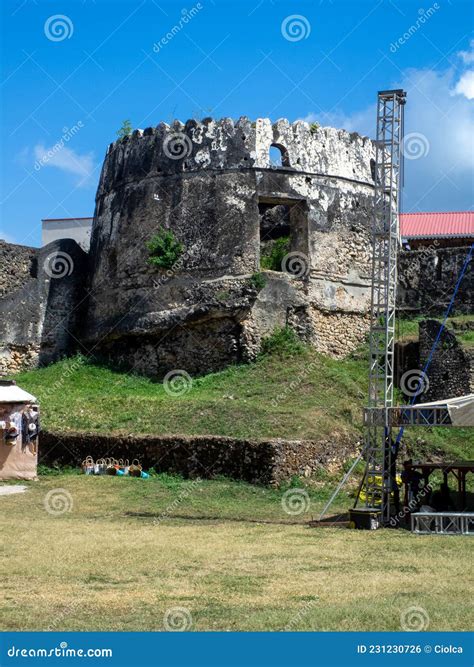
[269,144,290,168]
[258,198,309,276]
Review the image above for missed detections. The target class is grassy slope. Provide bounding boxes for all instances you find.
[14,345,472,461]
[16,349,367,441]
[0,473,470,631]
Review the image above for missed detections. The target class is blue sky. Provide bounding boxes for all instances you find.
[1,0,473,247]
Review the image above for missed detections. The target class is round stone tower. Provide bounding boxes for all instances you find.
[84,117,376,377]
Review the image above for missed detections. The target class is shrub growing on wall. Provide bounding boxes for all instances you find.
[146,229,183,269]
[260,236,290,271]
[117,119,133,138]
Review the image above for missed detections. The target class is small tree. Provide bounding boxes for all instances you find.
[146,228,183,269]
[117,119,133,139]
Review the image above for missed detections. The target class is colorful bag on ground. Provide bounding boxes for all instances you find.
[82,456,95,475]
[129,459,142,477]
[94,458,107,475]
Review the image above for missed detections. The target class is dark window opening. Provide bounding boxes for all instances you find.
[269,143,290,168]
[259,203,290,271]
[370,158,376,181]
[258,199,309,276]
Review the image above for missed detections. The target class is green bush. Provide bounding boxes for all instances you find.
[310,122,320,134]
[248,272,266,291]
[117,119,133,138]
[260,236,290,271]
[146,229,183,269]
[260,326,306,357]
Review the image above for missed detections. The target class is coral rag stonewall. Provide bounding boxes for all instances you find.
[0,116,414,377]
[84,117,375,377]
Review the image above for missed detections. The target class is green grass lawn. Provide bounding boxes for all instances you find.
[0,473,471,632]
[14,344,472,461]
[15,347,367,441]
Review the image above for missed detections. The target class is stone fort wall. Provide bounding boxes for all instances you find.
[1,117,471,379]
[0,239,87,375]
[84,117,376,376]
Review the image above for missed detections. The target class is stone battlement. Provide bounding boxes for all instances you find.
[98,117,375,198]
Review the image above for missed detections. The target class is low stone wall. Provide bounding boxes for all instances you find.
[419,319,472,401]
[39,430,358,485]
[398,245,473,316]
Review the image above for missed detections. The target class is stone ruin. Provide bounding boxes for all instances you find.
[84,117,375,377]
[1,116,471,379]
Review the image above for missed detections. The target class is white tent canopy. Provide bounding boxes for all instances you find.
[412,394,474,427]
[0,382,37,404]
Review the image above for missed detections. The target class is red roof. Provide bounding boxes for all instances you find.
[400,211,474,239]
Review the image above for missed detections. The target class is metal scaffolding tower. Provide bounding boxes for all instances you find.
[362,89,406,524]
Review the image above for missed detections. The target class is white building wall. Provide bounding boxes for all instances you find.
[42,218,93,252]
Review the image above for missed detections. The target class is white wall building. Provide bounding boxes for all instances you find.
[42,217,93,252]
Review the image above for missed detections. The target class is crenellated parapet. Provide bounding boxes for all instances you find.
[97,117,375,199]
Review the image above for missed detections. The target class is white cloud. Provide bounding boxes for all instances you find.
[303,106,375,137]
[301,58,474,211]
[458,39,474,65]
[33,144,95,186]
[454,70,474,100]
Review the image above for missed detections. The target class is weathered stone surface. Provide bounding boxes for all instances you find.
[84,118,377,375]
[395,319,473,401]
[0,241,37,299]
[398,246,473,315]
[0,239,88,375]
[419,319,472,401]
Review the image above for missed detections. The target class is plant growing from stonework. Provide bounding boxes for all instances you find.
[260,236,290,271]
[309,122,320,134]
[248,272,266,291]
[260,326,306,357]
[146,228,183,269]
[117,119,133,138]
